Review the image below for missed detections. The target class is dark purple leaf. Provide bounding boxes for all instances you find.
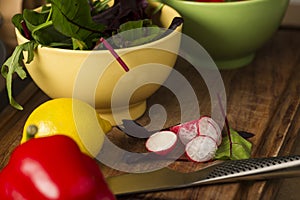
[21,21,31,40]
[237,131,255,139]
[92,0,149,34]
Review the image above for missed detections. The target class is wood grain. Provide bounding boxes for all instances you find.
[0,29,299,200]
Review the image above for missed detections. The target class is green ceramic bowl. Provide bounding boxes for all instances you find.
[156,0,289,69]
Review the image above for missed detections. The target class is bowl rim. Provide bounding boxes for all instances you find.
[163,0,283,6]
[15,2,182,55]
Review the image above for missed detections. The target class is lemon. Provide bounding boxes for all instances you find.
[21,98,112,157]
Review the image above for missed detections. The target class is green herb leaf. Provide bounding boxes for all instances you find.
[112,19,163,48]
[215,129,252,160]
[22,8,72,47]
[91,0,111,15]
[23,8,49,32]
[48,0,105,48]
[12,14,24,34]
[72,38,88,50]
[1,41,38,110]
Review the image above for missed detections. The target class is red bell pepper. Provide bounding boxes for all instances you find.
[0,135,115,200]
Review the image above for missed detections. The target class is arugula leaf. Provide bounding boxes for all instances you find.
[48,0,105,48]
[1,41,38,110]
[215,129,252,160]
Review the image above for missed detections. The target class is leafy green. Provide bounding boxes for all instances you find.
[1,41,38,110]
[1,0,182,110]
[91,0,111,15]
[72,38,88,50]
[215,129,252,160]
[48,0,105,48]
[23,9,72,47]
[12,14,24,34]
[110,19,163,48]
[23,8,49,32]
[215,93,252,160]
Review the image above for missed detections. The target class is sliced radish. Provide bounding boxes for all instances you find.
[177,122,199,145]
[169,124,181,134]
[169,119,198,134]
[198,116,222,146]
[169,119,199,145]
[167,116,223,163]
[145,131,178,155]
[185,135,218,163]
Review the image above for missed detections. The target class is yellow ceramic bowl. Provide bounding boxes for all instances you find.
[16,2,182,125]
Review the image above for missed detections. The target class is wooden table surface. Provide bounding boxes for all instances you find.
[0,28,299,199]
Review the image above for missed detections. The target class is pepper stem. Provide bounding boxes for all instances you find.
[26,125,38,140]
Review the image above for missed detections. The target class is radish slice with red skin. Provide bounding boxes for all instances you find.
[169,124,181,134]
[145,131,178,155]
[169,119,199,145]
[185,135,218,163]
[177,122,198,145]
[169,119,198,134]
[198,116,222,146]
[170,117,222,146]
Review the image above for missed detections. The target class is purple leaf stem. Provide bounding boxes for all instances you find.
[99,37,129,72]
[217,93,233,157]
[21,21,31,40]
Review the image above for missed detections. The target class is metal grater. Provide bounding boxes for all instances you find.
[200,155,300,184]
[107,155,300,195]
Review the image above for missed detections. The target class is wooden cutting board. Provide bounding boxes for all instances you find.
[0,28,299,199]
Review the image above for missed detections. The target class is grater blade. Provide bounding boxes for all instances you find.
[107,155,300,196]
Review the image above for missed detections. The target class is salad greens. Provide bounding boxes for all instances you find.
[215,128,252,160]
[1,41,38,110]
[1,0,183,110]
[215,94,253,160]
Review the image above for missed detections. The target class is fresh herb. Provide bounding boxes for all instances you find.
[111,19,163,48]
[215,94,253,160]
[92,0,150,34]
[1,41,38,110]
[1,0,183,110]
[215,128,252,160]
[49,0,106,48]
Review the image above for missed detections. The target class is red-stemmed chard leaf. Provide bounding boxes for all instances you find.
[217,93,233,156]
[214,94,253,160]
[99,37,129,72]
[21,21,32,40]
[92,0,148,34]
